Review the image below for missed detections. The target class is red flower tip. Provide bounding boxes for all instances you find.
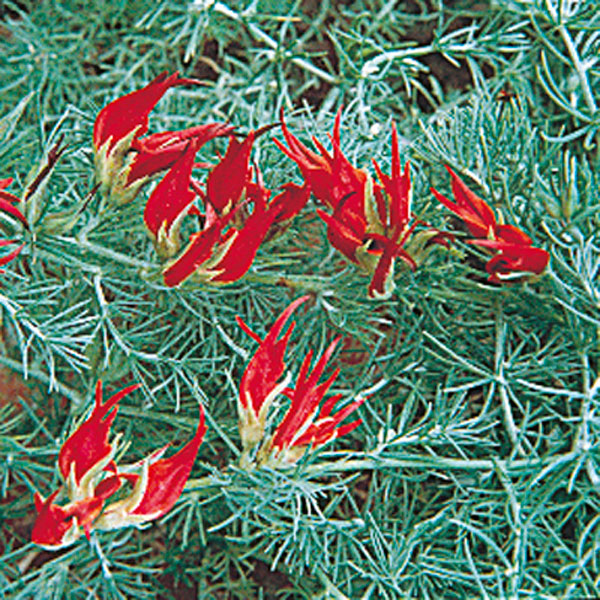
[0,190,28,229]
[276,109,366,213]
[267,182,311,224]
[236,298,363,461]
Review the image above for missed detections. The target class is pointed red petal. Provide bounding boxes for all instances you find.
[444,166,497,238]
[58,381,141,484]
[143,142,197,237]
[471,240,549,278]
[129,404,206,519]
[238,296,309,414]
[271,339,342,450]
[162,221,223,287]
[268,182,311,224]
[31,489,73,547]
[93,71,200,152]
[206,132,254,214]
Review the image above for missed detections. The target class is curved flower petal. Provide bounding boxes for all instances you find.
[58,381,141,486]
[93,71,200,153]
[206,132,255,215]
[238,296,309,419]
[431,166,496,239]
[143,141,197,239]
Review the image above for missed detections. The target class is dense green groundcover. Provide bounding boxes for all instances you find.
[0,0,599,597]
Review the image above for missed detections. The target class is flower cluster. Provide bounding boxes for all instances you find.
[145,131,310,286]
[32,381,206,549]
[276,111,449,298]
[237,296,364,464]
[90,73,550,292]
[93,72,310,286]
[431,167,549,283]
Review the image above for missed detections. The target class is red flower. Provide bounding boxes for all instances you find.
[147,133,309,286]
[237,297,364,463]
[275,108,367,215]
[431,166,549,282]
[93,71,231,203]
[58,381,140,494]
[430,166,496,239]
[93,72,199,158]
[32,381,206,548]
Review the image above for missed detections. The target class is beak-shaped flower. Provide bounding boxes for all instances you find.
[236,296,308,449]
[276,110,368,262]
[205,131,255,215]
[128,122,235,192]
[430,166,497,239]
[93,71,199,159]
[278,115,448,299]
[58,381,140,498]
[269,336,364,461]
[275,109,367,214]
[237,297,364,464]
[32,381,206,549]
[432,166,549,282]
[95,404,206,530]
[31,490,101,549]
[92,71,231,203]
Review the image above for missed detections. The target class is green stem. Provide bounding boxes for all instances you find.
[558,23,597,114]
